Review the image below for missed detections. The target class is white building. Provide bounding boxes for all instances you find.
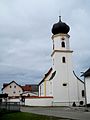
[1,17,85,107]
[2,81,23,97]
[39,17,85,106]
[2,81,38,103]
[2,81,38,97]
[82,68,90,105]
[39,68,53,97]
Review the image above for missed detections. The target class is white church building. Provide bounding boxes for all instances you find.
[38,17,85,106]
[2,17,86,107]
[81,68,90,105]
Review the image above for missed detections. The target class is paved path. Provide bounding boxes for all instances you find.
[21,106,90,120]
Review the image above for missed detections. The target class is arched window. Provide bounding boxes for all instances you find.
[61,41,65,47]
[62,57,66,63]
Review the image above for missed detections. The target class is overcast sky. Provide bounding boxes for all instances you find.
[0,0,90,90]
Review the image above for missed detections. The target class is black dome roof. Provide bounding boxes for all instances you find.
[52,16,70,35]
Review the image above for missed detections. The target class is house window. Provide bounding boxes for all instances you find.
[61,41,65,47]
[82,90,85,97]
[62,57,66,63]
[13,91,16,94]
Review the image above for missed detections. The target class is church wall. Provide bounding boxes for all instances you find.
[77,79,85,104]
[85,77,90,104]
[68,73,85,105]
[39,82,44,96]
[39,70,53,97]
[25,97,53,106]
[52,52,73,103]
[46,80,53,96]
[52,34,85,106]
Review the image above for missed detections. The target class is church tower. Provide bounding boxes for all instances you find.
[51,16,73,73]
[51,17,84,106]
[38,16,85,106]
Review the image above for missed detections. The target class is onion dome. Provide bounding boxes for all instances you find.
[52,16,70,35]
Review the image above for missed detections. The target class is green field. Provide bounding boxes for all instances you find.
[0,111,71,120]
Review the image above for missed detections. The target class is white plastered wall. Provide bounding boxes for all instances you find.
[85,77,90,104]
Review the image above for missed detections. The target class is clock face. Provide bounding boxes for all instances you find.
[61,37,65,40]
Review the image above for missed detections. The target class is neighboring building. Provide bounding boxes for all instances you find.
[2,81,23,97]
[21,84,38,96]
[2,81,38,98]
[39,17,85,106]
[81,68,90,105]
[21,91,38,97]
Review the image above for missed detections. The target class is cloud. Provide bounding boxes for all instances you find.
[0,0,90,90]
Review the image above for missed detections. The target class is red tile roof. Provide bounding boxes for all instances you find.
[22,85,32,91]
[24,96,53,99]
[2,81,38,92]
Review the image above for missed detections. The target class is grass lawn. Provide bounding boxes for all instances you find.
[0,111,71,120]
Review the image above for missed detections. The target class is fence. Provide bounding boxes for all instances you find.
[0,102,20,111]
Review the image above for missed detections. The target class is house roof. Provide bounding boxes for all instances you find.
[2,81,38,91]
[2,80,23,90]
[81,68,90,77]
[3,83,8,88]
[22,84,38,92]
[2,81,38,92]
[21,85,32,91]
[39,68,52,85]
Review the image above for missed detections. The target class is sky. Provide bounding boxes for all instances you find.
[0,0,90,91]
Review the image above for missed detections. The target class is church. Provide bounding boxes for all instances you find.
[1,17,86,107]
[38,17,85,106]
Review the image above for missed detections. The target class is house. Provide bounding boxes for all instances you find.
[21,84,38,96]
[38,17,85,106]
[2,81,23,98]
[2,81,39,101]
[81,68,90,105]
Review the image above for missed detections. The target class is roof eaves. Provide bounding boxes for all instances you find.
[2,80,23,90]
[39,68,52,85]
[73,71,84,84]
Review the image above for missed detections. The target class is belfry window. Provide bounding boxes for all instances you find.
[62,57,66,63]
[61,41,65,47]
[63,83,67,86]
